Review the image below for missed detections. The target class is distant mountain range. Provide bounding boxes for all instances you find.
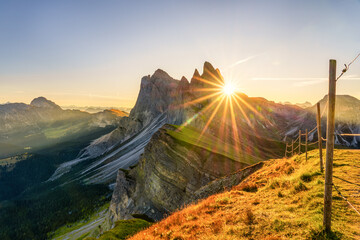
[61,105,132,114]
[280,101,312,108]
[0,97,127,158]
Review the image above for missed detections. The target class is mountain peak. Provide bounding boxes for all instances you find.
[193,69,200,78]
[203,61,216,73]
[30,97,61,110]
[191,62,224,87]
[201,61,224,84]
[151,69,174,81]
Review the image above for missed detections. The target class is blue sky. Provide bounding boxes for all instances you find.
[0,0,359,107]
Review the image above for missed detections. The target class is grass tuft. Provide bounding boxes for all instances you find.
[294,181,308,192]
[239,182,258,192]
[308,229,343,240]
[278,191,284,198]
[300,173,313,182]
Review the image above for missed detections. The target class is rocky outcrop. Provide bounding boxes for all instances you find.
[189,162,264,202]
[109,124,249,222]
[129,69,185,126]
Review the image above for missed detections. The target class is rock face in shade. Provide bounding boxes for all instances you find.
[129,69,189,127]
[109,124,249,222]
[107,61,296,223]
[77,61,229,163]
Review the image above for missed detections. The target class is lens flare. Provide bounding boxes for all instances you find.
[178,73,266,160]
[222,83,235,96]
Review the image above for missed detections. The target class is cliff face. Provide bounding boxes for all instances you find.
[108,62,297,223]
[77,69,190,165]
[130,69,182,125]
[109,124,249,222]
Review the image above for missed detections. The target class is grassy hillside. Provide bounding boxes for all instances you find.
[129,149,359,239]
[167,125,264,165]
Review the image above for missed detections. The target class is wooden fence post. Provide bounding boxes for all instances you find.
[323,59,337,233]
[291,140,294,156]
[305,129,308,161]
[298,130,301,154]
[316,102,324,172]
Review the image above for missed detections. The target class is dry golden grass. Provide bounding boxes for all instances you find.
[129,149,360,240]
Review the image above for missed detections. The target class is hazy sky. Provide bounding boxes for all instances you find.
[0,0,359,107]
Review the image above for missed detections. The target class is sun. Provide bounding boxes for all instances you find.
[222,82,236,96]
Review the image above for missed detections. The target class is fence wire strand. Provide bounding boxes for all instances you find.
[337,53,360,81]
[336,53,360,81]
[333,183,360,216]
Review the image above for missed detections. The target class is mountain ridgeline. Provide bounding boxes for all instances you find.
[0,97,126,158]
[1,62,360,240]
[106,62,360,226]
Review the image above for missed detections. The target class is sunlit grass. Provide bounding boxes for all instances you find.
[167,124,260,165]
[43,122,87,139]
[129,149,360,239]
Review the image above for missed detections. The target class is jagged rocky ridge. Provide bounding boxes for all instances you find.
[107,62,302,223]
[107,62,360,224]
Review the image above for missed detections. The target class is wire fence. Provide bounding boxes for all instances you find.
[333,183,360,216]
[283,81,360,217]
[285,54,360,225]
[284,122,360,216]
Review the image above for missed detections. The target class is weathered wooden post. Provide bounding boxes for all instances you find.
[298,130,301,154]
[285,143,288,158]
[316,102,324,172]
[305,129,308,161]
[291,139,293,156]
[323,59,337,233]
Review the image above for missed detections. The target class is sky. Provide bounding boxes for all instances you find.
[0,0,359,108]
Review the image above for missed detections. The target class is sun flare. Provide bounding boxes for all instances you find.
[180,67,268,160]
[222,82,236,96]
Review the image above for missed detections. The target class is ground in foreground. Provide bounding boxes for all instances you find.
[129,149,359,240]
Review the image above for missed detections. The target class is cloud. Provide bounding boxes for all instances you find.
[251,77,327,87]
[293,79,327,87]
[252,77,325,81]
[226,54,260,69]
